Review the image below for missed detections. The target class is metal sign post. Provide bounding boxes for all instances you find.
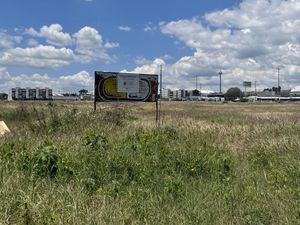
[243,81,252,97]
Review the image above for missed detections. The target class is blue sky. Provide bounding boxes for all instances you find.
[1,0,300,93]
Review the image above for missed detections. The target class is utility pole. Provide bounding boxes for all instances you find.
[255,81,257,96]
[219,71,222,93]
[199,83,202,96]
[158,64,163,126]
[277,67,280,93]
[200,83,202,97]
[196,75,198,90]
[160,65,163,98]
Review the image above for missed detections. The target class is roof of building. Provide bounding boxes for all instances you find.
[291,86,300,92]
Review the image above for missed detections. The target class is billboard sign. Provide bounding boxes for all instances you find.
[94,71,158,102]
[117,73,140,93]
[243,81,252,87]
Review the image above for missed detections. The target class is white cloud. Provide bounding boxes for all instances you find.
[144,26,152,32]
[0,32,22,49]
[27,38,40,47]
[144,22,158,32]
[119,26,131,32]
[134,55,172,66]
[0,68,93,93]
[73,26,118,63]
[145,0,300,91]
[0,67,10,82]
[25,24,72,47]
[124,58,165,74]
[144,25,158,32]
[134,57,154,66]
[104,42,120,49]
[0,45,75,68]
[0,24,118,68]
[58,70,92,88]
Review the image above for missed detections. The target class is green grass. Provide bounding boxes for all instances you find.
[0,101,300,224]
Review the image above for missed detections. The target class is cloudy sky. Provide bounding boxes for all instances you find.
[0,0,300,93]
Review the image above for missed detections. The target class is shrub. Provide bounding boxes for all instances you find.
[83,133,109,151]
[33,145,59,178]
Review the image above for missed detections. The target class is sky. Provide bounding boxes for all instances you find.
[0,0,300,93]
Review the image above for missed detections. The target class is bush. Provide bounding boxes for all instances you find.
[33,145,60,178]
[83,133,109,151]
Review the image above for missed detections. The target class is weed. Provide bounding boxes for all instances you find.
[83,133,109,151]
[33,145,59,178]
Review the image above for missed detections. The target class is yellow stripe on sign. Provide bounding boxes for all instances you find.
[103,78,127,98]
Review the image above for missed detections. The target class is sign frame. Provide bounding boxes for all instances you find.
[94,71,159,122]
[243,81,252,88]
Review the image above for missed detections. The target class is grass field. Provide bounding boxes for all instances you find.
[0,101,300,224]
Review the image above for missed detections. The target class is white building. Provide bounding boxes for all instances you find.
[10,87,52,100]
[161,88,171,99]
[175,89,186,100]
[290,86,300,97]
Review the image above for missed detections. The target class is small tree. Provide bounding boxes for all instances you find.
[0,93,8,100]
[225,87,243,101]
[79,89,88,96]
[192,89,200,96]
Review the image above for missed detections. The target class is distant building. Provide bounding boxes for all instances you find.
[161,88,171,99]
[52,93,79,101]
[161,88,187,100]
[9,87,52,100]
[257,90,276,97]
[174,89,186,100]
[290,86,300,97]
[161,88,220,101]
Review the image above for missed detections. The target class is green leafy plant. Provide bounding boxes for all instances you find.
[33,145,59,178]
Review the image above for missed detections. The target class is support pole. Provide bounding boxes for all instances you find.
[94,73,97,112]
[158,65,163,126]
[219,71,222,94]
[156,99,159,123]
[277,67,280,93]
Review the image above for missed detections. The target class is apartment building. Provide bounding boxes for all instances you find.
[9,87,52,100]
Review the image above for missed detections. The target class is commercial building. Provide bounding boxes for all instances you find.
[175,89,186,100]
[161,88,172,99]
[52,93,79,101]
[162,88,185,100]
[9,87,52,100]
[290,86,300,97]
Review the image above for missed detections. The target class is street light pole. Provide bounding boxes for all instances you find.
[219,71,222,93]
[277,67,280,92]
[200,83,202,98]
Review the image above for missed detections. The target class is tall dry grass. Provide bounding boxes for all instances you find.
[0,101,300,224]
